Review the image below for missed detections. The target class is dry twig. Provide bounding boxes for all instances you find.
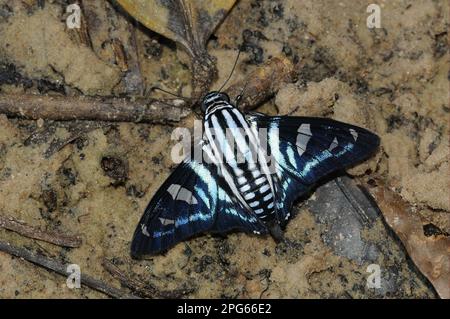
[0,241,138,299]
[0,94,190,123]
[103,259,195,298]
[0,56,294,123]
[0,214,82,248]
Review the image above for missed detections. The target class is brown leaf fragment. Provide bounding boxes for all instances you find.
[116,0,237,98]
[111,38,129,72]
[369,185,450,299]
[115,0,236,56]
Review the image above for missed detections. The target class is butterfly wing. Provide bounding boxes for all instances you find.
[246,113,380,225]
[131,142,267,258]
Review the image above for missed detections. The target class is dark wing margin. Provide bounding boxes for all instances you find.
[131,142,267,258]
[246,113,380,225]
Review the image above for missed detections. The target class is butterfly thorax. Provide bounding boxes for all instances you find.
[202,94,276,221]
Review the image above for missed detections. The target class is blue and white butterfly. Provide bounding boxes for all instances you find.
[131,91,380,258]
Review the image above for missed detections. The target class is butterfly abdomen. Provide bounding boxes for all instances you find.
[237,169,275,220]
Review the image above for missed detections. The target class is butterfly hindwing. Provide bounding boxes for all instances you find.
[246,113,380,225]
[131,142,267,258]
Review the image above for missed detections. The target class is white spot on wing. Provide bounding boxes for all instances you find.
[141,224,150,237]
[167,184,198,205]
[159,218,175,226]
[296,124,312,156]
[349,128,358,141]
[328,137,339,152]
[167,184,181,198]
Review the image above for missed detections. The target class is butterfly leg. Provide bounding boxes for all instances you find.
[268,221,303,251]
[234,79,250,108]
[268,221,285,242]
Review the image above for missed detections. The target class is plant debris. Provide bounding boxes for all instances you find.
[116,0,237,99]
[369,184,450,299]
[0,213,81,248]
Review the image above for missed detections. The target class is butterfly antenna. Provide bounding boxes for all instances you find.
[218,47,242,93]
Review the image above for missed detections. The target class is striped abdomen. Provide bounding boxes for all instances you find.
[203,100,275,220]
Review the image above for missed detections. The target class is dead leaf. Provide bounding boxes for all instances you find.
[116,0,235,56]
[369,184,450,299]
[116,0,237,98]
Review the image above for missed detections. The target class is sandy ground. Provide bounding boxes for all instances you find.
[0,0,448,298]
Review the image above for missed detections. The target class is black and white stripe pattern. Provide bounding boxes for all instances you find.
[203,92,275,220]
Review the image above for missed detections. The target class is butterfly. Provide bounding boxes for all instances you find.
[130,91,380,258]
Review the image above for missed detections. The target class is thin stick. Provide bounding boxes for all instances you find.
[0,241,138,299]
[103,259,195,299]
[0,214,82,248]
[0,56,293,123]
[0,94,190,123]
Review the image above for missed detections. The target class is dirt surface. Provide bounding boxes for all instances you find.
[0,0,448,298]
